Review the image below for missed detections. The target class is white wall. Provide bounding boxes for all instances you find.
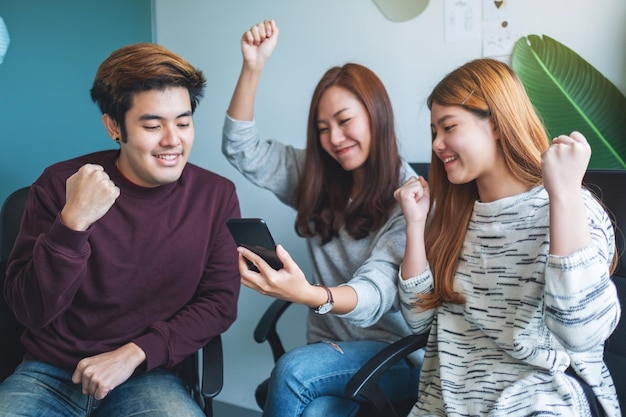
[153,0,626,410]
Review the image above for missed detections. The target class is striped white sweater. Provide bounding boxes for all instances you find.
[399,186,621,416]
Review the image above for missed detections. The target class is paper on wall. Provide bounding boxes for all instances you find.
[445,0,482,43]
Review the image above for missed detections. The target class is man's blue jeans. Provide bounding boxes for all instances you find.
[0,360,205,417]
[262,339,421,417]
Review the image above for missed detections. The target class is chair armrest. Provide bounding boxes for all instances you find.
[253,298,293,362]
[344,333,428,417]
[183,334,223,417]
[200,334,223,401]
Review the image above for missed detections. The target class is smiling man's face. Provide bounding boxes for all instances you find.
[114,87,194,187]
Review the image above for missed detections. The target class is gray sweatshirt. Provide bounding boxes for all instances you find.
[222,115,419,347]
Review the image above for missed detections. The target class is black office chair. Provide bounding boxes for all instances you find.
[252,163,431,416]
[0,186,223,417]
[344,169,626,416]
[584,170,626,413]
[252,285,420,417]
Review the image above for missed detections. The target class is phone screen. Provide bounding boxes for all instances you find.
[225,218,283,271]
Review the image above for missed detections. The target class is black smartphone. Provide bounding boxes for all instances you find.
[225,218,283,272]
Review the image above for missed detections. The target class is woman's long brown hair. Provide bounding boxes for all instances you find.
[294,63,401,244]
[420,58,550,309]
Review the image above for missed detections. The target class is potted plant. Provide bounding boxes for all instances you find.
[512,35,626,169]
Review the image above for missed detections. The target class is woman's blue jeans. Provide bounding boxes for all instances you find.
[262,339,421,417]
[0,360,204,417]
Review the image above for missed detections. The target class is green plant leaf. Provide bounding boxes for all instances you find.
[512,35,626,169]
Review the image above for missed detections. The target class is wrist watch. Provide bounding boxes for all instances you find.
[313,284,334,315]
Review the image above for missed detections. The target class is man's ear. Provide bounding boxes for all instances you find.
[102,114,121,142]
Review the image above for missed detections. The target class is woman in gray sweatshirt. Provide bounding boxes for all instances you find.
[222,20,423,417]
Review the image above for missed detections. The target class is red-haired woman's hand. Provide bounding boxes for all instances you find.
[541,131,591,197]
[394,175,430,225]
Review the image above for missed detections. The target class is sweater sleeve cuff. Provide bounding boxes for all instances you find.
[545,245,605,294]
[133,331,168,372]
[224,113,255,126]
[398,263,431,291]
[398,264,433,302]
[45,215,92,255]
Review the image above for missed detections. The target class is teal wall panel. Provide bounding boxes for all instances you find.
[0,0,152,204]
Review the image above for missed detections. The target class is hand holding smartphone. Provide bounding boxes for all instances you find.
[226,218,283,272]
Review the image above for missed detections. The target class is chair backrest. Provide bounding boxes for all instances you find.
[409,162,429,181]
[0,186,30,381]
[583,170,626,412]
[1,187,30,262]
